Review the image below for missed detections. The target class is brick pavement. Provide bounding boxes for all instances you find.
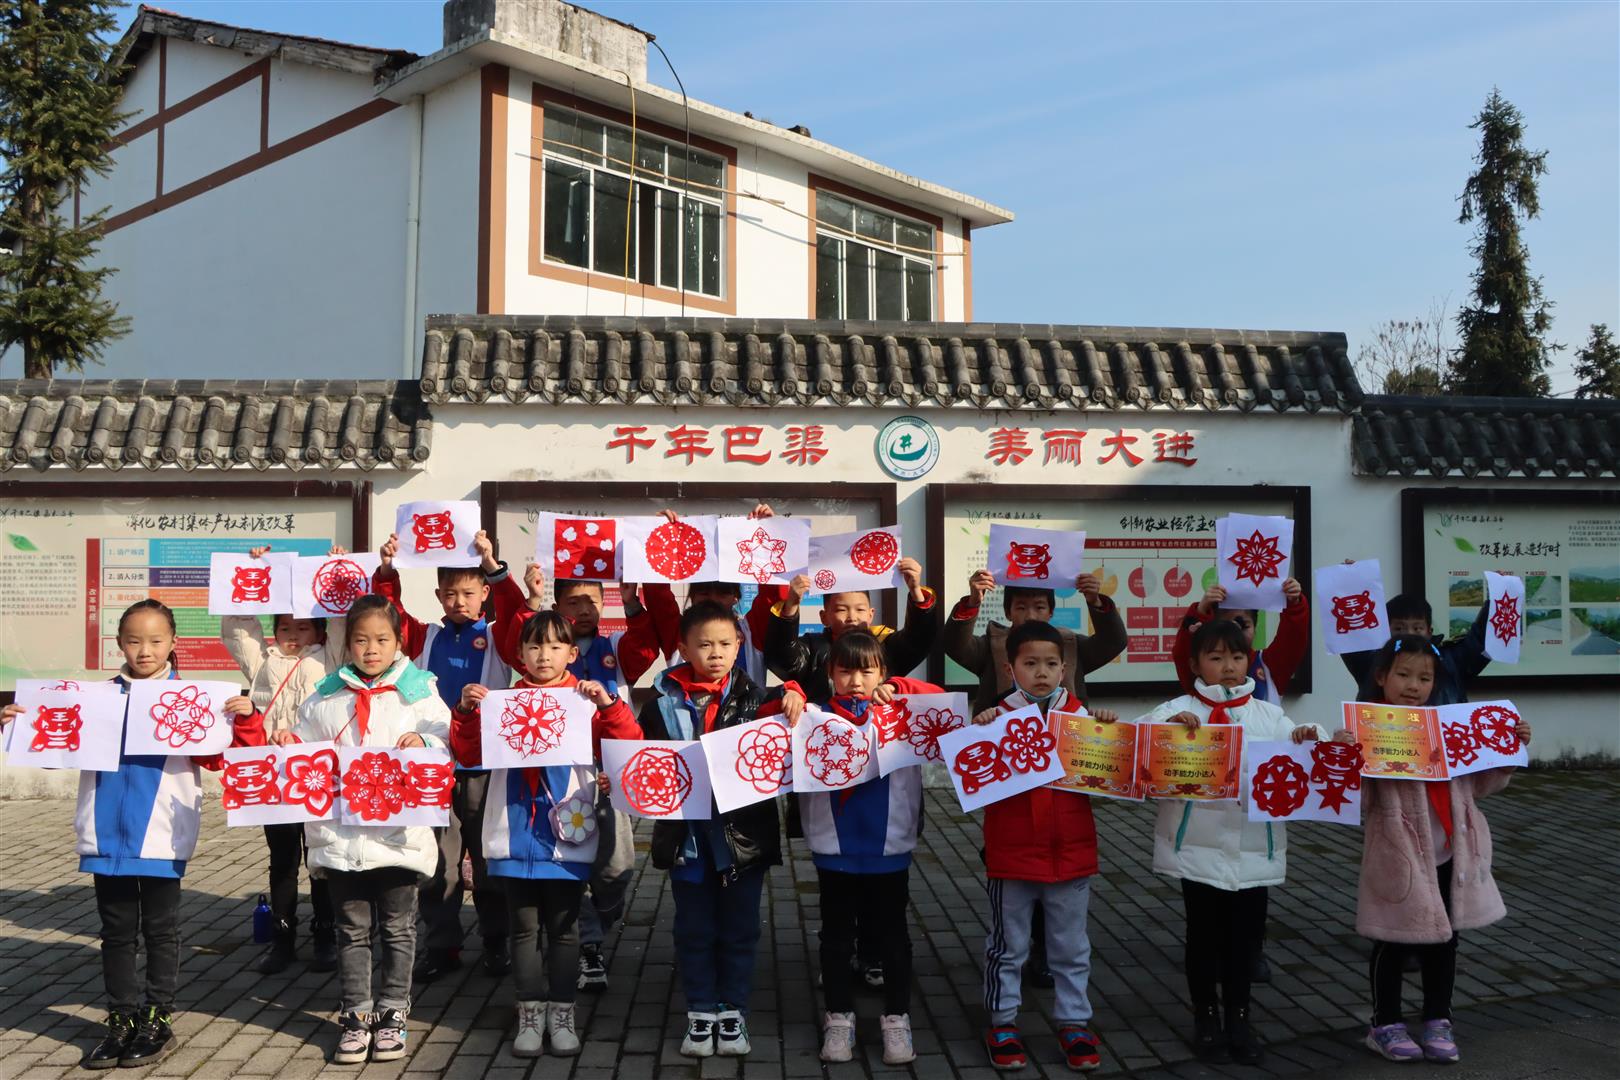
[1,770,1616,1079]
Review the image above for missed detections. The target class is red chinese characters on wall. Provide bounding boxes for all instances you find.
[604,425,831,466]
[986,428,1199,469]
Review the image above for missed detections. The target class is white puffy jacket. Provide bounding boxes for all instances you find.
[291,655,450,880]
[221,615,346,735]
[1149,678,1328,891]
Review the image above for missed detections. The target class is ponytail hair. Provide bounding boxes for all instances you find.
[118,599,179,673]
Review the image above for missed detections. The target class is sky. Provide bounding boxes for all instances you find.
[116,0,1618,395]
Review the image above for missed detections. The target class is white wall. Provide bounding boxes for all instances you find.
[415,70,482,326]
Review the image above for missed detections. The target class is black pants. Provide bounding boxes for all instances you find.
[95,875,181,1013]
[819,867,911,1016]
[420,771,508,951]
[1181,880,1267,1012]
[504,877,586,1004]
[1370,862,1458,1025]
[262,823,332,929]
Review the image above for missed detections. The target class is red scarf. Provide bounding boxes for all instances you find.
[348,683,399,744]
[1193,684,1252,726]
[666,665,730,734]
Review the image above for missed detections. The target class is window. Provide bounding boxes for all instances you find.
[814,191,934,321]
[540,105,727,298]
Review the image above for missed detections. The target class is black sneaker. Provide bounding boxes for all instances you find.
[310,923,338,973]
[255,920,296,975]
[1225,1005,1264,1066]
[481,937,511,977]
[577,945,609,992]
[1191,1003,1228,1061]
[84,1011,134,1070]
[411,947,461,985]
[119,1007,177,1067]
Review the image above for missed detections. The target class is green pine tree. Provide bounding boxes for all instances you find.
[1572,324,1619,400]
[0,0,130,378]
[1449,88,1556,397]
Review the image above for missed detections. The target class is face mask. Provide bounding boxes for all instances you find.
[1016,680,1064,714]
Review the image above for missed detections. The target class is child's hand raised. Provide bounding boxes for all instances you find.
[1091,708,1120,723]
[1197,586,1226,618]
[474,530,499,573]
[1290,724,1320,744]
[328,544,349,556]
[249,545,272,559]
[224,695,255,718]
[784,573,811,612]
[749,502,775,520]
[379,533,399,570]
[597,772,611,795]
[396,732,425,749]
[0,703,22,728]
[269,730,301,747]
[459,684,488,712]
[1077,573,1103,603]
[1169,710,1201,732]
[524,562,546,611]
[967,569,995,606]
[1517,719,1533,745]
[1282,577,1303,606]
[576,680,614,708]
[870,681,898,706]
[972,707,1000,726]
[619,582,642,616]
[898,557,925,600]
[780,689,806,723]
[657,507,679,524]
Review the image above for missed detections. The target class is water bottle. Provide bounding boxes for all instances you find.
[252,894,273,944]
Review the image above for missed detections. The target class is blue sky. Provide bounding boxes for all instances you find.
[121,1,1618,395]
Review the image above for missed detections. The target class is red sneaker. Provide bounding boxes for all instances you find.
[985,1025,1028,1070]
[1059,1027,1101,1071]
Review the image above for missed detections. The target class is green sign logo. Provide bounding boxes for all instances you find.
[876,415,940,480]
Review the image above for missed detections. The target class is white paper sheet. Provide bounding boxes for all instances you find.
[337,745,455,827]
[805,527,904,595]
[5,687,126,771]
[601,738,712,820]
[1216,513,1294,612]
[934,703,1066,813]
[535,513,620,582]
[872,692,970,776]
[122,680,238,756]
[716,516,810,586]
[478,685,598,769]
[1314,559,1390,655]
[619,515,720,584]
[988,524,1087,589]
[1244,738,1362,824]
[391,500,483,569]
[207,552,296,616]
[1483,571,1525,664]
[700,715,794,813]
[1437,700,1529,776]
[290,553,381,618]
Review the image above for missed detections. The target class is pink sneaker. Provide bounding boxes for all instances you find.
[1419,1019,1459,1063]
[1365,1023,1423,1062]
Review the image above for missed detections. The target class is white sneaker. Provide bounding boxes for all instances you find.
[820,1011,856,1063]
[716,1009,750,1056]
[880,1013,915,1065]
[545,1002,580,1057]
[512,1001,545,1058]
[681,1012,718,1058]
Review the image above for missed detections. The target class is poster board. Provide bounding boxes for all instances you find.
[926,484,1311,693]
[0,482,367,695]
[482,482,896,688]
[1402,489,1620,686]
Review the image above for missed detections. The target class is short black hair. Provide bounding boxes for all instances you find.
[1003,586,1056,617]
[1386,593,1434,626]
[554,579,606,600]
[688,580,742,600]
[680,600,742,641]
[273,613,328,641]
[1005,619,1064,662]
[1371,634,1441,683]
[518,610,575,648]
[436,566,487,590]
[827,629,887,673]
[1190,619,1250,659]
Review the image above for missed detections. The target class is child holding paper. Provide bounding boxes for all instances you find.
[1143,620,1325,1066]
[448,610,639,1058]
[1351,635,1530,1065]
[249,596,452,1066]
[1341,594,1490,706]
[634,602,805,1060]
[804,630,943,1066]
[968,620,1114,1072]
[3,600,255,1070]
[220,544,349,975]
[374,529,518,982]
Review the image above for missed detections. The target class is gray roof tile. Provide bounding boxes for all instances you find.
[1353,396,1620,478]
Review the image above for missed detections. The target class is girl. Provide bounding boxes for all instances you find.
[221,544,348,975]
[448,610,638,1059]
[255,595,450,1066]
[1147,619,1326,1066]
[1353,635,1531,1064]
[804,630,937,1066]
[2,600,253,1070]
[635,602,804,1060]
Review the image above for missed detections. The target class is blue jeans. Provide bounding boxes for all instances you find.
[669,864,767,1014]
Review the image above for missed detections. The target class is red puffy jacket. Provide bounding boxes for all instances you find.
[982,688,1098,883]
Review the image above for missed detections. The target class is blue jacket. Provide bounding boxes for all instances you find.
[798,695,923,875]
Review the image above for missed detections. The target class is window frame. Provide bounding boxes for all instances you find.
[807,173,944,323]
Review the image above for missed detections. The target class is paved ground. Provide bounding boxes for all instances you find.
[1,770,1616,1079]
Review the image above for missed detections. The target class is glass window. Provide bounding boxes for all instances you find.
[816,192,854,234]
[635,140,665,180]
[844,245,870,320]
[856,206,891,244]
[813,188,935,321]
[816,235,842,319]
[874,250,905,320]
[542,159,589,268]
[658,190,679,288]
[896,220,932,255]
[905,261,932,323]
[592,171,632,278]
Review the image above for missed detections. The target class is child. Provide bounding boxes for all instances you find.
[220,544,348,975]
[448,611,640,1058]
[1351,635,1529,1064]
[803,630,939,1066]
[374,529,517,981]
[945,569,1127,714]
[969,620,1110,1072]
[1145,620,1326,1066]
[765,555,940,707]
[2,600,250,1070]
[254,595,451,1065]
[1341,594,1490,705]
[635,602,805,1059]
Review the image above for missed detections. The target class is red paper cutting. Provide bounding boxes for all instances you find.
[47,680,82,691]
[1227,530,1285,587]
[813,568,837,591]
[401,760,456,808]
[1330,591,1380,633]
[1443,722,1479,769]
[497,689,569,756]
[905,707,965,763]
[869,700,912,748]
[1251,754,1309,818]
[953,741,1012,795]
[734,721,791,794]
[411,511,457,554]
[1005,542,1052,581]
[1489,594,1520,647]
[735,526,789,585]
[342,752,408,822]
[1309,740,1364,813]
[620,746,694,814]
[312,558,370,614]
[30,705,83,752]
[1471,704,1521,756]
[231,565,272,604]
[149,686,216,748]
[849,530,899,575]
[998,714,1057,773]
[284,749,340,815]
[554,518,617,581]
[221,754,282,809]
[803,718,871,787]
[644,520,708,581]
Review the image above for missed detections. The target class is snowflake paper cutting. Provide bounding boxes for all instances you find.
[149,686,216,748]
[1226,530,1285,587]
[734,722,791,794]
[733,526,790,585]
[341,752,408,822]
[905,708,965,763]
[644,521,708,581]
[619,747,694,814]
[849,531,899,575]
[1251,754,1310,818]
[1489,594,1520,646]
[312,558,370,614]
[498,690,569,756]
[998,714,1057,773]
[803,718,871,787]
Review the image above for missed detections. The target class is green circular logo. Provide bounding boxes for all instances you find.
[876,415,940,480]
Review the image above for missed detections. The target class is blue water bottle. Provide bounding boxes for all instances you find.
[252,894,273,944]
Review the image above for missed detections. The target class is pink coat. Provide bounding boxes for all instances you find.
[1356,769,1514,945]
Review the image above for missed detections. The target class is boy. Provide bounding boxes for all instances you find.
[1171,580,1309,705]
[374,528,516,982]
[969,621,1108,1072]
[1341,593,1489,705]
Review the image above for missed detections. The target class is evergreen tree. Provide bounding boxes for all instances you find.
[1449,88,1555,397]
[1572,324,1619,400]
[0,0,130,377]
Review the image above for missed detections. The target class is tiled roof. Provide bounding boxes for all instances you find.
[417,316,1360,412]
[115,6,420,80]
[1353,396,1620,479]
[0,381,431,473]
